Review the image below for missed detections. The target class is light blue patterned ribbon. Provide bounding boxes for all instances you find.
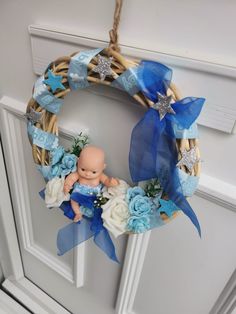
[33,76,63,114]
[37,165,51,181]
[27,122,58,151]
[68,48,103,90]
[177,168,199,197]
[111,67,140,96]
[172,122,199,139]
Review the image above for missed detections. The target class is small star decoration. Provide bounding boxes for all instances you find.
[24,108,43,124]
[92,54,113,81]
[176,146,200,172]
[158,199,178,217]
[43,70,66,93]
[153,92,176,120]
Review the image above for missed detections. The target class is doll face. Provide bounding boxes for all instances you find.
[77,146,106,180]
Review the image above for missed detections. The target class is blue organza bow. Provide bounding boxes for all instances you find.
[129,60,205,236]
[39,190,119,263]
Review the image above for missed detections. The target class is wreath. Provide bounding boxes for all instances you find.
[25,0,205,263]
[25,46,204,262]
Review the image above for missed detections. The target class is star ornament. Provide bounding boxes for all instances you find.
[158,199,178,217]
[176,146,200,172]
[153,92,176,120]
[92,54,113,81]
[43,70,66,93]
[24,108,43,124]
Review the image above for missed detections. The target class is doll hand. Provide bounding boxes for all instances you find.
[106,177,119,187]
[63,183,72,194]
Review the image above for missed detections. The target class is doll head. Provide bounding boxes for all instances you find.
[77,146,106,180]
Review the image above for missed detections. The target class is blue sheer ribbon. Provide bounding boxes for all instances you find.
[129,60,205,236]
[39,190,119,263]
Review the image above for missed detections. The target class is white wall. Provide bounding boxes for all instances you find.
[0,1,235,313]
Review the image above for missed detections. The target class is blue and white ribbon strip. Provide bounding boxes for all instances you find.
[177,169,199,197]
[37,165,51,181]
[111,67,140,96]
[68,48,103,90]
[172,122,199,139]
[27,122,58,151]
[33,76,63,114]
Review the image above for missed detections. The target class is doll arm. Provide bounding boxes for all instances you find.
[100,173,119,187]
[64,172,79,194]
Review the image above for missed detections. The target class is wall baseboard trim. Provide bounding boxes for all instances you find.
[2,277,70,314]
[0,289,30,314]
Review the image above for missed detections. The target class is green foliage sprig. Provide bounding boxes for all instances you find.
[69,132,90,157]
[144,178,162,197]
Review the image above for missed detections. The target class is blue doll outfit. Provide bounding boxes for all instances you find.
[62,182,103,220]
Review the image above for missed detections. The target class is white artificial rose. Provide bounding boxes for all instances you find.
[101,195,129,238]
[45,177,70,208]
[102,179,130,199]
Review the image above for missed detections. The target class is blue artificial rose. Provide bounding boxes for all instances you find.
[129,195,152,216]
[60,153,77,176]
[127,215,150,233]
[126,186,145,203]
[49,163,62,178]
[50,146,65,166]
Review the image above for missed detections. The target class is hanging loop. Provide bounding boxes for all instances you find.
[109,0,123,52]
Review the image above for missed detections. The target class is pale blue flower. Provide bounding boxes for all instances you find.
[50,146,65,165]
[127,215,150,233]
[129,195,152,216]
[126,186,145,203]
[60,153,77,176]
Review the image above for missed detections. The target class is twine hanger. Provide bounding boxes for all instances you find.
[108,0,123,52]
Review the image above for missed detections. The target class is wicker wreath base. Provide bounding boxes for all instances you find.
[26,47,201,227]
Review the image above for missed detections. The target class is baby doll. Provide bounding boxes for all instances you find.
[64,145,119,222]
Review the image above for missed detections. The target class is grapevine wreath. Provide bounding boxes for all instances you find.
[26,4,205,262]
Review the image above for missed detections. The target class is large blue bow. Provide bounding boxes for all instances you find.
[39,190,119,263]
[129,60,205,236]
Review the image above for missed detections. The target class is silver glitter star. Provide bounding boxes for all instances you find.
[24,108,43,124]
[153,92,175,120]
[176,147,200,172]
[92,54,113,81]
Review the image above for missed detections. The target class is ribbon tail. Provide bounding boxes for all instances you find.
[176,197,201,237]
[93,227,119,263]
[57,219,94,256]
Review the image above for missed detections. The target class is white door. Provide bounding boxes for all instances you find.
[1,2,236,313]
